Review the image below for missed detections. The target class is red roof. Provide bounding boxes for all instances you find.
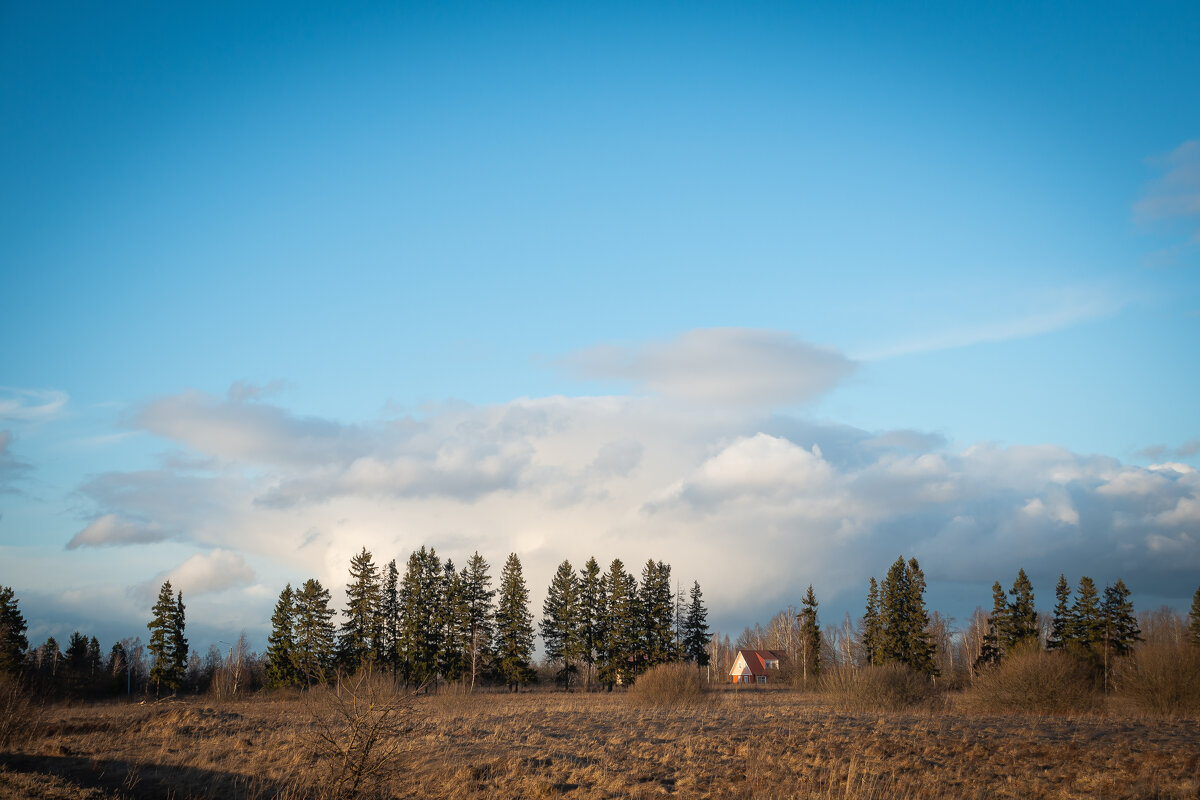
[732,649,784,677]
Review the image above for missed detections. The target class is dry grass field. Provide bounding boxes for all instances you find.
[3,683,1199,800]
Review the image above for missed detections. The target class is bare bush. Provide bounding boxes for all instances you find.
[629,663,713,709]
[304,667,416,799]
[1113,643,1200,716]
[967,647,1098,715]
[819,664,940,712]
[0,673,42,748]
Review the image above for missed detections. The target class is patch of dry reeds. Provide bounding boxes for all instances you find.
[966,647,1098,714]
[819,664,941,712]
[628,662,713,709]
[1113,643,1200,716]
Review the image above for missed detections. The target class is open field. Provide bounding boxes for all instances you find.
[3,687,1199,800]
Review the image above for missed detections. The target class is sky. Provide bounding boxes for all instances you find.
[2,1,1199,652]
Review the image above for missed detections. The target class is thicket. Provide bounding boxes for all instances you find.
[819,664,941,712]
[967,646,1099,714]
[629,662,713,709]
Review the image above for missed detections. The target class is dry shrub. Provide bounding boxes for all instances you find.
[0,673,43,748]
[967,647,1098,714]
[629,662,712,709]
[304,667,416,799]
[1113,643,1200,716]
[819,664,939,712]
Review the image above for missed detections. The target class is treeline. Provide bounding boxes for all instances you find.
[262,547,711,692]
[725,557,1200,693]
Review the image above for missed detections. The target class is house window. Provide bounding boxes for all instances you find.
[757,675,767,685]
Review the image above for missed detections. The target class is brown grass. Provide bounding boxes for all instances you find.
[1113,643,1200,716]
[820,664,942,712]
[628,663,714,710]
[1,687,1198,799]
[966,648,1100,715]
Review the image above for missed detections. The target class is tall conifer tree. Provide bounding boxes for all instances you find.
[147,581,182,694]
[541,560,580,688]
[338,548,382,670]
[460,552,495,691]
[1047,574,1072,650]
[599,559,639,689]
[862,577,882,667]
[976,582,1006,668]
[0,585,29,677]
[380,560,401,672]
[682,580,711,668]
[495,553,535,691]
[1070,576,1103,649]
[266,584,299,688]
[800,585,821,685]
[1190,586,1200,647]
[293,578,336,683]
[576,557,604,688]
[639,560,675,668]
[1006,568,1037,649]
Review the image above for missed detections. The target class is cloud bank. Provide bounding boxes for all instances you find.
[66,380,1200,630]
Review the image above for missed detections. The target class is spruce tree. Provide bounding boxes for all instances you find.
[682,580,711,668]
[293,578,336,683]
[599,559,639,689]
[147,581,180,694]
[1006,568,1037,649]
[879,557,936,674]
[1047,574,1072,650]
[1102,579,1140,658]
[171,592,188,689]
[338,547,382,670]
[638,560,676,668]
[265,584,299,688]
[494,553,535,692]
[976,582,1006,668]
[862,577,882,667]
[904,558,937,675]
[1190,586,1200,647]
[541,560,579,689]
[398,547,442,686]
[380,560,401,672]
[576,557,604,688]
[0,585,28,677]
[437,559,468,683]
[800,585,821,685]
[1070,577,1103,650]
[460,552,495,691]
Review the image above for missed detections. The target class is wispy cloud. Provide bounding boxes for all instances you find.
[1135,439,1200,462]
[1136,140,1200,265]
[561,327,856,407]
[0,387,68,422]
[0,430,32,495]
[857,290,1121,361]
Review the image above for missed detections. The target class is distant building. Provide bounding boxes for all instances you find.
[729,649,783,684]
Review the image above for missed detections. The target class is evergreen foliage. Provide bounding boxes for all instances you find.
[1101,579,1140,658]
[576,557,604,687]
[293,578,336,683]
[0,585,28,676]
[265,583,299,688]
[681,580,710,667]
[460,552,495,691]
[380,560,401,671]
[147,581,185,694]
[540,560,579,688]
[437,559,468,683]
[800,585,821,684]
[338,547,382,670]
[1047,574,1072,650]
[861,577,882,667]
[639,560,676,668]
[494,553,535,691]
[1070,577,1103,649]
[1191,586,1200,647]
[398,546,442,686]
[599,559,640,689]
[1006,568,1037,649]
[976,581,1006,668]
[878,557,937,675]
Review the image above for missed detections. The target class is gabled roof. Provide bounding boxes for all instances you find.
[731,649,784,677]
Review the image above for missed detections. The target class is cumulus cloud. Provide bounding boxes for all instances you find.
[65,386,1200,632]
[144,549,256,598]
[562,328,855,406]
[0,387,67,422]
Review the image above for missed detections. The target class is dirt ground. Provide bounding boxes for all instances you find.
[2,688,1198,799]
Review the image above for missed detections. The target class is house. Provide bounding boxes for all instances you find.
[729,649,784,685]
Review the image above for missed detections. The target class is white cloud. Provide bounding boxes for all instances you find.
[67,514,170,549]
[562,328,855,406]
[147,549,256,598]
[0,387,67,422]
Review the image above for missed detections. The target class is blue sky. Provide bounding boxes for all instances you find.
[2,1,1198,650]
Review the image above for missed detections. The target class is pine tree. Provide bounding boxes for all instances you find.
[293,578,336,683]
[541,560,579,689]
[862,577,882,667]
[171,591,188,689]
[879,557,937,675]
[904,559,937,675]
[638,560,675,668]
[1190,586,1200,647]
[0,585,28,677]
[682,580,711,668]
[800,585,821,686]
[1070,577,1103,650]
[494,553,535,692]
[1006,568,1037,649]
[976,582,1006,668]
[1047,574,1072,650]
[338,547,382,670]
[147,581,181,695]
[460,552,495,691]
[380,560,401,672]
[265,584,299,688]
[576,557,604,688]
